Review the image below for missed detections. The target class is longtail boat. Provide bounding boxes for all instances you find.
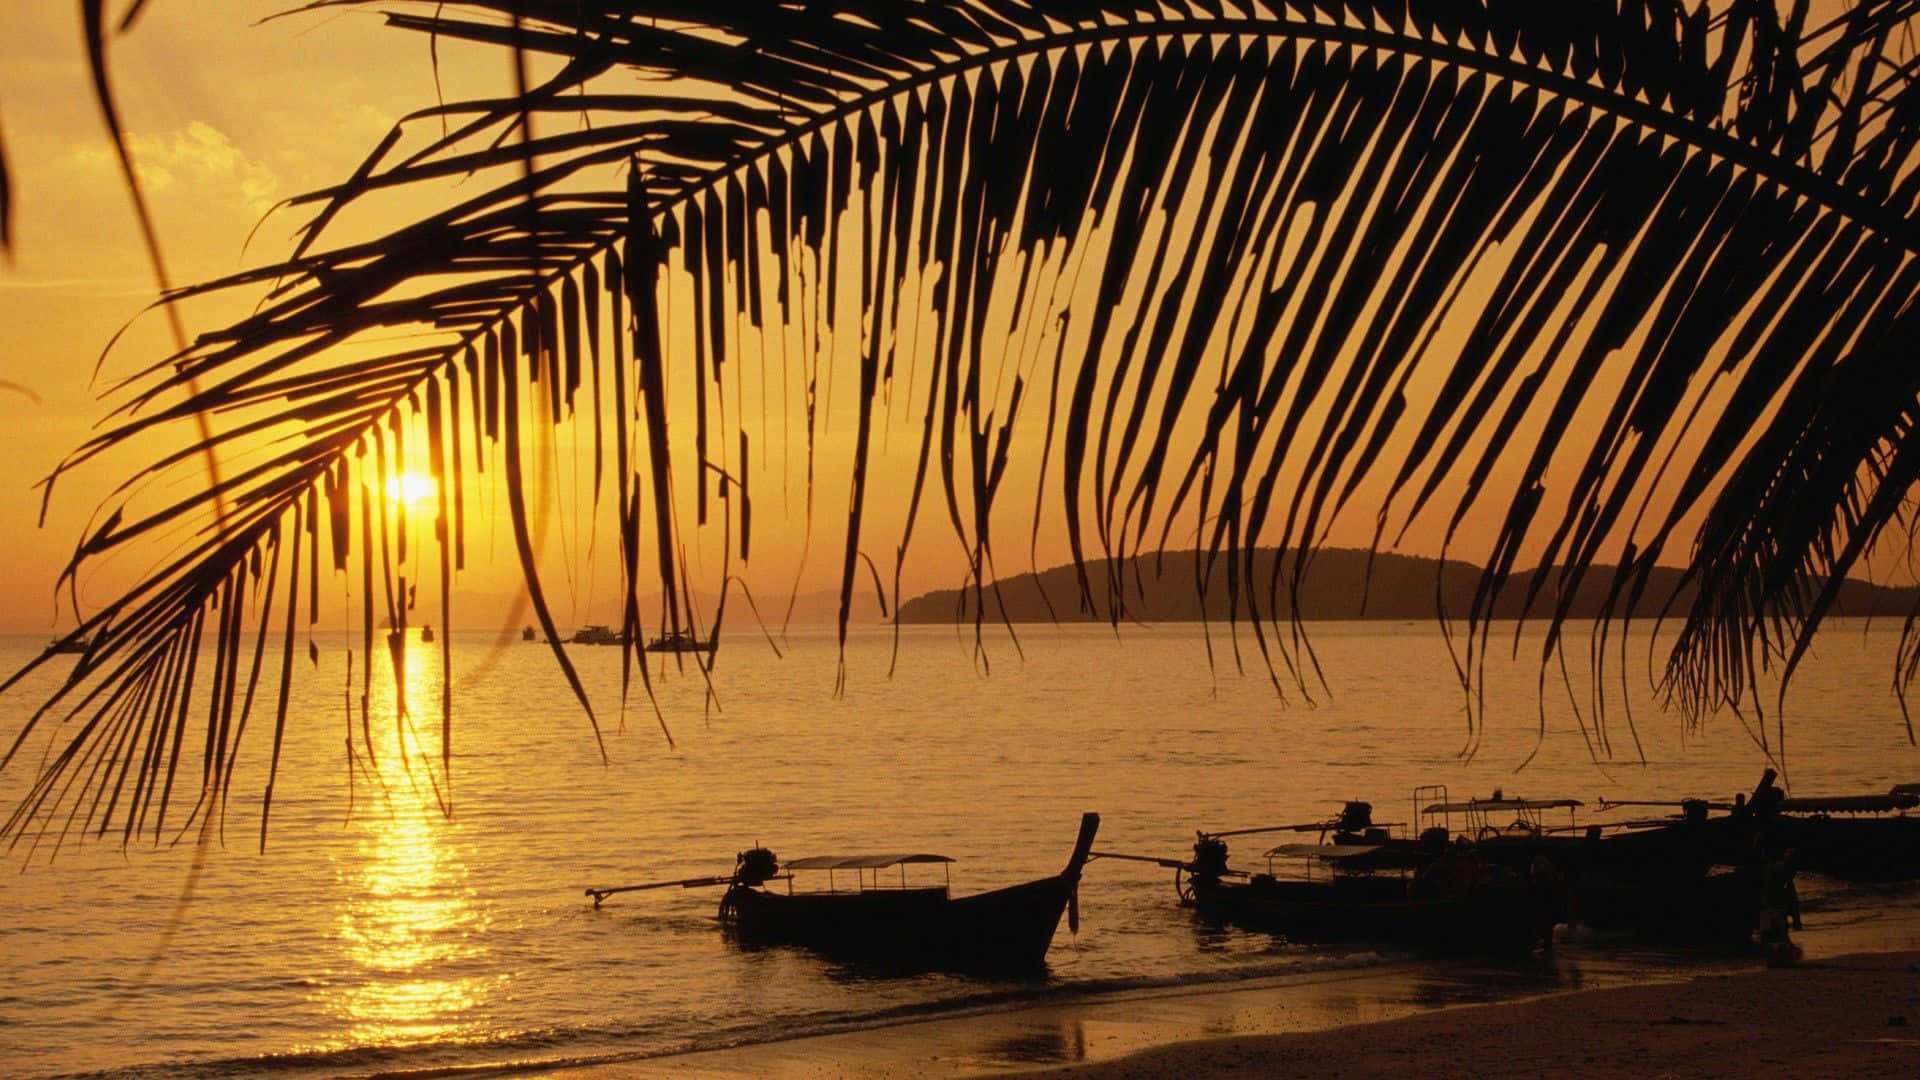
[587,813,1100,973]
[1602,772,1920,882]
[1422,777,1794,945]
[1095,805,1558,956]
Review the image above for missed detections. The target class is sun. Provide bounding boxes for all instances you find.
[387,471,439,509]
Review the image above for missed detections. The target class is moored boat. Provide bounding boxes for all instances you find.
[1418,788,1730,939]
[1096,807,1559,956]
[1755,789,1920,882]
[568,624,620,645]
[1603,771,1920,882]
[644,628,715,654]
[588,813,1101,973]
[1191,838,1555,955]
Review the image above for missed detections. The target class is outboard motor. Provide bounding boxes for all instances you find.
[1335,800,1374,840]
[734,847,779,886]
[1682,798,1710,826]
[1189,834,1231,886]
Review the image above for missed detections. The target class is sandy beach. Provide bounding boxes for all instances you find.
[1001,951,1920,1079]
[534,948,1920,1078]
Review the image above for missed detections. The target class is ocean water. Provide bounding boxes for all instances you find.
[3,620,1919,1078]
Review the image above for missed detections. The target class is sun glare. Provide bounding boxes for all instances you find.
[387,471,439,509]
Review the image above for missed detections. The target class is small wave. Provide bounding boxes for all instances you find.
[51,952,1406,1080]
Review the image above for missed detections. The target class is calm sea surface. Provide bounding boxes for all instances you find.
[3,621,1919,1078]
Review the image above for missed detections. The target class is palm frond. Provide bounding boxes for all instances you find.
[0,97,12,254]
[10,0,1920,853]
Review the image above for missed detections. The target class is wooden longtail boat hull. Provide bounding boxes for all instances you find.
[1567,868,1762,944]
[718,813,1099,973]
[1753,816,1920,882]
[1464,819,1724,883]
[1189,875,1553,956]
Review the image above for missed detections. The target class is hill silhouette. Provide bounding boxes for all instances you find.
[893,549,1920,624]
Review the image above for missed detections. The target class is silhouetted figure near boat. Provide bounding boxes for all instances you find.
[1766,849,1803,933]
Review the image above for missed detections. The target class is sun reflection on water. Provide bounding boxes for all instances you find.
[314,637,497,1051]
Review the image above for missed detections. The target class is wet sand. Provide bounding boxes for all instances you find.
[528,949,1918,1078]
[525,950,1918,1078]
[505,898,1920,1080]
[1001,951,1920,1079]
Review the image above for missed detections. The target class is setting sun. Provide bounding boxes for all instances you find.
[10,4,1920,1079]
[386,471,439,509]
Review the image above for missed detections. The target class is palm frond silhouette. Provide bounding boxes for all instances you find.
[8,0,1920,852]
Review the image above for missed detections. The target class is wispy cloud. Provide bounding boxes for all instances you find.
[74,121,283,217]
[0,275,154,296]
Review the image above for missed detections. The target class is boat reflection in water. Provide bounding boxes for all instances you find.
[320,638,494,1050]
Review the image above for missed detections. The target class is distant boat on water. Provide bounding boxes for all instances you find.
[644,628,716,654]
[44,636,88,656]
[522,626,535,641]
[569,624,620,646]
[384,624,433,648]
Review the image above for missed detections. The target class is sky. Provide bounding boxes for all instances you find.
[0,1,1896,639]
[3,3,1203,637]
[1,4,1092,637]
[0,3,444,632]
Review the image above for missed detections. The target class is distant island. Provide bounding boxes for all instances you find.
[894,548,1920,624]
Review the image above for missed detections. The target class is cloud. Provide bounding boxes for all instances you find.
[75,120,283,217]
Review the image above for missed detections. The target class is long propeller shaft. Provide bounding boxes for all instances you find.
[585,874,735,907]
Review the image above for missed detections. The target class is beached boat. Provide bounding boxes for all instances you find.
[588,813,1100,973]
[1184,839,1556,955]
[1421,779,1788,944]
[644,628,715,654]
[1095,813,1558,956]
[1603,772,1920,882]
[1419,790,1714,882]
[1763,798,1920,881]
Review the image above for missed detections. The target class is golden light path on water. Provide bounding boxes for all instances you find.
[317,633,498,1050]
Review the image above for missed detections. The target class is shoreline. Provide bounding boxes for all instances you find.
[368,878,1920,1080]
[517,939,1920,1079]
[997,950,1920,1079]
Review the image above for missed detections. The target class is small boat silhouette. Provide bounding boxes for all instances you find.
[644,628,716,654]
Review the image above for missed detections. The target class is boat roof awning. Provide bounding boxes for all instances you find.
[1264,842,1388,858]
[1263,842,1431,862]
[1262,843,1430,869]
[783,853,955,870]
[1422,797,1583,814]
[1779,793,1919,814]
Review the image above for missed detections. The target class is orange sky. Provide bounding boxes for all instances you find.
[0,5,411,630]
[0,2,1894,638]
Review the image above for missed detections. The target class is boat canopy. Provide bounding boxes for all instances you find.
[1264,842,1392,859]
[1779,793,1919,814]
[783,853,955,870]
[1422,797,1582,814]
